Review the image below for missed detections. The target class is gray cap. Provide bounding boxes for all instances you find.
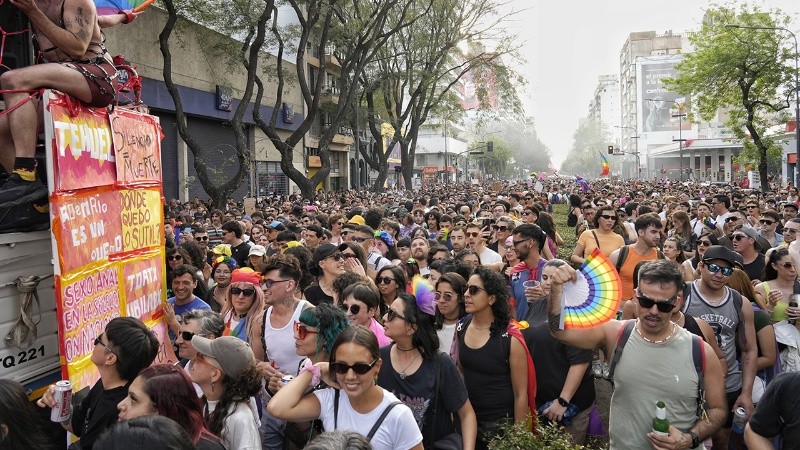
[734,225,762,252]
[191,336,255,379]
[702,245,741,269]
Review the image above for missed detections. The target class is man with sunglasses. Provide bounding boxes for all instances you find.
[509,224,548,320]
[731,225,766,282]
[465,222,503,271]
[683,245,758,450]
[757,210,783,248]
[547,260,727,450]
[176,309,225,394]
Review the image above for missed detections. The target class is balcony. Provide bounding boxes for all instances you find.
[332,126,354,145]
[320,86,339,104]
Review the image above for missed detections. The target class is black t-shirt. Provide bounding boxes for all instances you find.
[377,346,468,446]
[71,380,129,450]
[742,254,766,282]
[748,372,800,446]
[230,240,252,268]
[522,300,595,411]
[303,284,333,306]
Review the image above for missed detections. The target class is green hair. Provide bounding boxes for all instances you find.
[298,303,349,358]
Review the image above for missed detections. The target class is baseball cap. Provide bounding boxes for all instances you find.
[702,245,741,268]
[248,245,267,257]
[266,220,286,231]
[191,336,255,379]
[348,215,366,226]
[734,225,762,252]
[310,244,339,277]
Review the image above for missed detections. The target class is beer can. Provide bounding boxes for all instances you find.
[50,380,73,423]
[732,407,747,434]
[280,375,294,385]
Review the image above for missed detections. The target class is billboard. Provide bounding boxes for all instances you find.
[637,54,691,136]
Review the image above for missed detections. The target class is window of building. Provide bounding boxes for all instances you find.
[331,151,341,173]
[255,161,288,196]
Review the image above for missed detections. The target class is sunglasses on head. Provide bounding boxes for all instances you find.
[230,287,256,296]
[168,255,183,261]
[342,304,362,315]
[294,321,317,340]
[466,285,486,295]
[386,307,410,322]
[376,276,395,285]
[705,263,734,276]
[636,292,677,313]
[329,359,378,375]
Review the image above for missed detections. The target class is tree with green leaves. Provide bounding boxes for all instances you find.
[560,119,611,178]
[357,0,523,191]
[160,0,424,202]
[665,5,795,192]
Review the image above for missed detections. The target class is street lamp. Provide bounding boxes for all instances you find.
[726,24,800,190]
[646,98,687,182]
[614,125,641,179]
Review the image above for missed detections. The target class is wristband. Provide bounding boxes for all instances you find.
[299,360,321,387]
[123,10,136,24]
[557,396,569,407]
[688,431,699,448]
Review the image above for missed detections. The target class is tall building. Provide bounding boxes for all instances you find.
[619,31,687,178]
[588,75,620,129]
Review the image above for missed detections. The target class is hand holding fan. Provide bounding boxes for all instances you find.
[94,0,155,16]
[559,248,621,329]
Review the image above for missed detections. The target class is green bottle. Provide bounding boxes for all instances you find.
[652,401,669,436]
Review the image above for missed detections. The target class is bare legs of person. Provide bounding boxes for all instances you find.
[0,62,93,205]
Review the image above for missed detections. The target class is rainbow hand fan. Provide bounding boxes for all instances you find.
[559,248,621,329]
[94,0,155,15]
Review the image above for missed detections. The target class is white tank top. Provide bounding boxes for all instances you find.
[263,299,309,376]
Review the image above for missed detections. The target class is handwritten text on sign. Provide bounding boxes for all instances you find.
[61,266,121,361]
[54,190,123,273]
[120,189,162,251]
[110,110,162,184]
[122,255,164,321]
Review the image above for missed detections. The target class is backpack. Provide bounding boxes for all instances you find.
[614,245,666,273]
[608,320,708,420]
[682,282,747,350]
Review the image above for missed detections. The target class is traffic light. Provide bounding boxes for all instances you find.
[608,145,614,155]
[487,141,494,152]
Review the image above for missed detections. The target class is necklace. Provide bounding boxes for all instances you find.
[395,345,415,352]
[634,320,678,344]
[397,350,419,380]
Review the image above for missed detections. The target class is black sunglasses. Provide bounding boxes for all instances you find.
[600,214,616,220]
[230,287,256,296]
[329,359,378,375]
[180,331,195,341]
[386,307,410,323]
[168,255,183,261]
[466,285,486,295]
[636,292,677,313]
[376,277,395,285]
[342,304,361,315]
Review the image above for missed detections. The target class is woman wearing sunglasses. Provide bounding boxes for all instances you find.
[571,204,625,265]
[375,265,408,320]
[266,303,350,448]
[378,282,477,450]
[305,244,346,306]
[341,282,392,347]
[117,364,225,450]
[205,256,236,313]
[268,326,423,450]
[453,267,537,449]
[754,248,799,322]
[190,336,262,450]
[219,268,266,360]
[435,273,468,355]
[684,232,718,279]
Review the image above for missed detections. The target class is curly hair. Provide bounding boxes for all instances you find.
[398,292,439,360]
[299,303,350,359]
[284,245,314,291]
[332,272,371,306]
[205,365,262,439]
[472,266,511,336]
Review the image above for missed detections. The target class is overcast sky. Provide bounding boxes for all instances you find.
[505,0,800,168]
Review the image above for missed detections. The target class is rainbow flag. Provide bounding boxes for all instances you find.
[599,153,610,177]
[575,175,590,193]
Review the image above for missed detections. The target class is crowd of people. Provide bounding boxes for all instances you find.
[3,178,800,449]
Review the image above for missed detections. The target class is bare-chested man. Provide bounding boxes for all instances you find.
[0,0,123,204]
